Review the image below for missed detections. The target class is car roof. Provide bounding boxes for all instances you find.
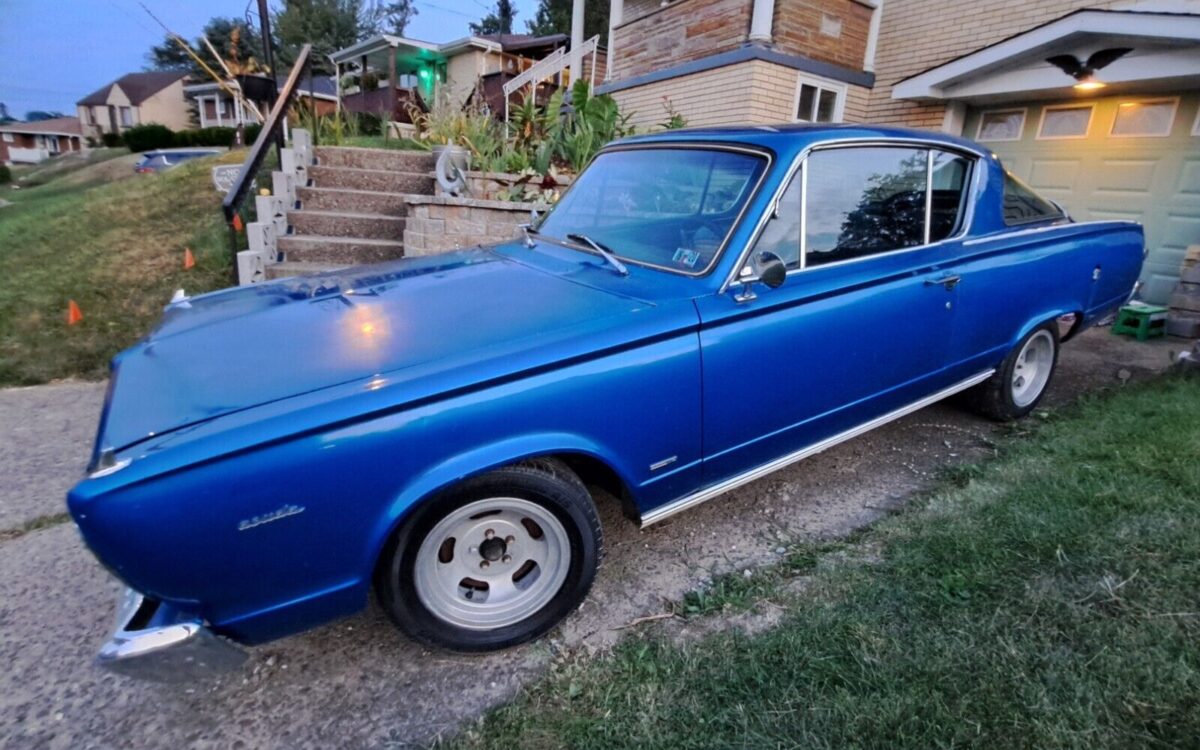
[141,148,223,156]
[612,123,991,158]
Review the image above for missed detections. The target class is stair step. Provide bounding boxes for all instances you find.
[264,261,349,280]
[296,186,411,216]
[309,165,435,195]
[314,146,435,172]
[288,209,405,241]
[278,234,406,264]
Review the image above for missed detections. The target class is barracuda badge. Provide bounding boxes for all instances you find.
[238,504,305,531]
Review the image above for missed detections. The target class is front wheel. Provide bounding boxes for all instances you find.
[967,322,1060,421]
[376,459,602,652]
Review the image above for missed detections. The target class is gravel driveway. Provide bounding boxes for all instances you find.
[0,329,1183,749]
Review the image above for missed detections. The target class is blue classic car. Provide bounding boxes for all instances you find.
[68,124,1145,675]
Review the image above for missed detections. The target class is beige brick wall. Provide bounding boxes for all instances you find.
[869,0,1129,129]
[404,199,536,256]
[614,59,872,128]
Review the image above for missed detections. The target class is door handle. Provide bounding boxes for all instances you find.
[924,274,961,290]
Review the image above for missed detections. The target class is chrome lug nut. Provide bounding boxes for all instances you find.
[502,554,512,563]
[505,535,515,544]
[479,560,490,569]
[484,529,495,539]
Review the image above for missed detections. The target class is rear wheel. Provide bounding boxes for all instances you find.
[376,460,602,651]
[967,322,1059,421]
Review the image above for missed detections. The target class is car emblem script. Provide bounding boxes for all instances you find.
[238,504,306,531]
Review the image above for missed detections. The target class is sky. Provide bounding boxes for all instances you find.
[0,0,541,119]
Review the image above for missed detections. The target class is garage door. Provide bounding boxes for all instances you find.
[965,92,1200,304]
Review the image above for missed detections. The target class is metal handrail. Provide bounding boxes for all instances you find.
[221,43,313,282]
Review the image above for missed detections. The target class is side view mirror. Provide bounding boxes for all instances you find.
[734,251,787,303]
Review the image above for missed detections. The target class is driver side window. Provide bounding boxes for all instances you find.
[750,171,802,269]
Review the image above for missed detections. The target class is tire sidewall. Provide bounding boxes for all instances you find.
[378,466,599,651]
[998,323,1060,418]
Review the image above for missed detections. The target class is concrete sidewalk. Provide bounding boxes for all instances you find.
[0,329,1184,749]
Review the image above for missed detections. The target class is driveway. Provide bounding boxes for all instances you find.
[0,328,1184,749]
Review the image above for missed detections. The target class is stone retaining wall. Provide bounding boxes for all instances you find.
[403,196,541,256]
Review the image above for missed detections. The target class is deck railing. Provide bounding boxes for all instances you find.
[221,43,314,284]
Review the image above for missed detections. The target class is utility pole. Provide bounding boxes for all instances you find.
[256,0,283,160]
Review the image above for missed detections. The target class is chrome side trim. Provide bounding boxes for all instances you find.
[960,218,1139,247]
[639,369,996,527]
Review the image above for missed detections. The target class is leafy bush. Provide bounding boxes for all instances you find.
[101,132,123,148]
[0,165,11,184]
[122,123,175,153]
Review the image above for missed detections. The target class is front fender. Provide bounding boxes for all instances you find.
[367,433,636,568]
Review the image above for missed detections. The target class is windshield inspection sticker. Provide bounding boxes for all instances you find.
[673,248,701,268]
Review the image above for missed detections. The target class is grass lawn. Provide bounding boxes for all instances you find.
[453,376,1200,749]
[0,152,243,386]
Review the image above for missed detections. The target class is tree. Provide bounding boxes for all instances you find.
[274,0,375,75]
[526,0,609,44]
[470,0,517,35]
[145,17,265,78]
[379,0,417,36]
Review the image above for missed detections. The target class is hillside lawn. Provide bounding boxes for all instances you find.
[452,375,1200,750]
[0,151,242,386]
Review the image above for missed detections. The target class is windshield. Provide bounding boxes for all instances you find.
[535,147,768,275]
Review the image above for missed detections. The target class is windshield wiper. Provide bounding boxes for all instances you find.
[566,233,629,276]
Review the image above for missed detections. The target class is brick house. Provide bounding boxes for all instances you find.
[599,0,1200,301]
[0,116,84,165]
[76,71,191,141]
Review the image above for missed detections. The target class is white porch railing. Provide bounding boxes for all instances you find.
[502,35,600,120]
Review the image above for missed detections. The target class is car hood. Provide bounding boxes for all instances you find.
[95,248,685,459]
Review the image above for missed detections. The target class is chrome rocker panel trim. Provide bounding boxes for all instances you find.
[97,588,247,681]
[640,369,996,527]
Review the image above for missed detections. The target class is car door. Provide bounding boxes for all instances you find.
[696,145,976,487]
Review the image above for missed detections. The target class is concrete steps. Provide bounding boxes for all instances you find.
[277,234,407,264]
[295,186,410,216]
[272,146,435,278]
[308,165,434,195]
[264,261,349,280]
[288,209,406,241]
[314,146,434,172]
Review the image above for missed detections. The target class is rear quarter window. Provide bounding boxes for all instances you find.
[1002,172,1064,226]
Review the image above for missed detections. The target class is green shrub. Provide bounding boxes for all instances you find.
[101,132,123,148]
[0,165,11,184]
[174,127,237,147]
[122,123,175,153]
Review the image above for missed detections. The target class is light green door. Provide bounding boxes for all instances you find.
[965,92,1200,303]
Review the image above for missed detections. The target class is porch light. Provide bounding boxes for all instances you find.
[1073,74,1106,91]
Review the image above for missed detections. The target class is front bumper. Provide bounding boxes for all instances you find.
[97,588,247,681]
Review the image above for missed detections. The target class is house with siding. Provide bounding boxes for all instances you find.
[597,0,1200,301]
[76,71,191,140]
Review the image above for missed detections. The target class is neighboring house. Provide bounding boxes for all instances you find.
[76,71,191,139]
[330,32,605,121]
[599,0,1200,302]
[0,116,85,165]
[183,76,339,128]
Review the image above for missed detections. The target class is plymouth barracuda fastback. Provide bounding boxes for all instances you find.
[68,124,1145,676]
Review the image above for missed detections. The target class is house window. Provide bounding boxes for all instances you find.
[976,109,1025,141]
[1,133,12,142]
[120,106,134,127]
[794,76,844,124]
[86,108,95,125]
[1037,104,1092,140]
[1194,105,1200,136]
[1110,98,1178,138]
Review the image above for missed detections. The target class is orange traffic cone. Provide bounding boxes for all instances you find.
[66,300,83,325]
[231,213,244,232]
[183,247,196,269]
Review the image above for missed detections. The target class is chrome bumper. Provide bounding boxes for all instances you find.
[97,588,247,681]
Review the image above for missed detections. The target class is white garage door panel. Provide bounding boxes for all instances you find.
[966,92,1200,304]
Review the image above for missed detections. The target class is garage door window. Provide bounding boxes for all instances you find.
[977,110,1025,142]
[1111,99,1177,138]
[1037,104,1093,140]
